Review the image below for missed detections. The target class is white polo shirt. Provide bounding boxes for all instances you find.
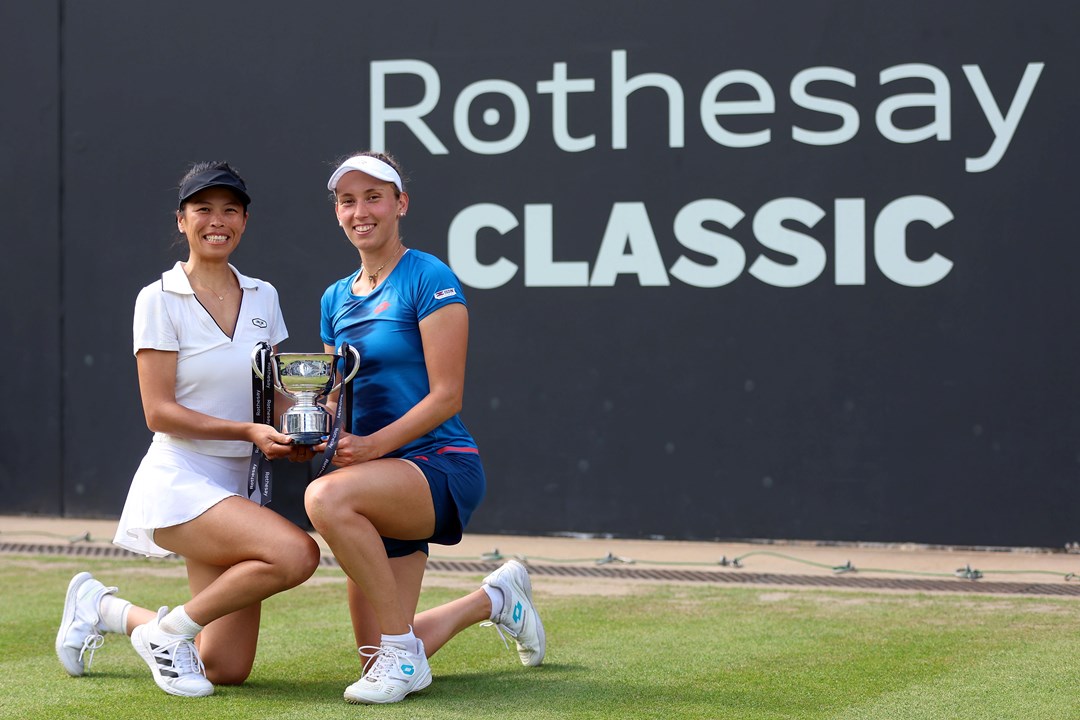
[133,261,289,457]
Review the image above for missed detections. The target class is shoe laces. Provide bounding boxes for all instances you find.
[480,620,517,651]
[79,632,105,669]
[155,635,207,677]
[359,644,403,683]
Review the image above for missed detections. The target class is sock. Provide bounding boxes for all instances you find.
[483,584,504,621]
[159,604,204,638]
[381,626,420,655]
[97,593,132,635]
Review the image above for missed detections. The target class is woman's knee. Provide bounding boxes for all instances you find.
[204,658,253,686]
[305,477,346,527]
[199,633,256,685]
[279,534,321,587]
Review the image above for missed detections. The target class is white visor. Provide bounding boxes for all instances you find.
[327,155,403,193]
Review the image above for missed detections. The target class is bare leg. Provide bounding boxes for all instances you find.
[413,589,492,658]
[306,459,435,637]
[346,553,427,651]
[185,560,262,685]
[124,605,158,634]
[145,496,320,684]
[154,496,321,624]
[344,546,493,659]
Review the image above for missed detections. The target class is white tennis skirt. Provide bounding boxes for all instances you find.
[113,440,256,557]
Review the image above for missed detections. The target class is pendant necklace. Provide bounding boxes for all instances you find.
[188,273,231,301]
[363,244,403,286]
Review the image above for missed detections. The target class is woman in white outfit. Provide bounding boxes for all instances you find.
[55,161,321,697]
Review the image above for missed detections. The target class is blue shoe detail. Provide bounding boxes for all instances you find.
[402,664,414,676]
[481,560,546,667]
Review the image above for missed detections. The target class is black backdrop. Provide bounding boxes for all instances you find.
[3,1,1078,547]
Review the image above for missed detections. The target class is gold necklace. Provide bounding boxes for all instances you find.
[362,244,403,286]
[188,273,232,301]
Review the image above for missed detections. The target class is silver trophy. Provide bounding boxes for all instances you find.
[251,346,361,445]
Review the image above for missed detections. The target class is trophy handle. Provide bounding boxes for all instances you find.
[329,345,361,394]
[251,344,269,380]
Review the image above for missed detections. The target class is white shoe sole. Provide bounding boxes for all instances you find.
[500,562,546,666]
[522,611,546,667]
[56,572,95,677]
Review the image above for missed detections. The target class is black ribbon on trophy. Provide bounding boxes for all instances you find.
[249,342,276,506]
[248,342,360,506]
[314,341,356,478]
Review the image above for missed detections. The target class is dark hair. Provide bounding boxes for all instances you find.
[177,160,251,210]
[328,151,408,201]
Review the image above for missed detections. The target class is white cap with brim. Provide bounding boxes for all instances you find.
[327,155,403,193]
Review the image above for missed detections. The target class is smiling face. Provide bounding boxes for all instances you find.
[333,170,408,253]
[176,186,248,260]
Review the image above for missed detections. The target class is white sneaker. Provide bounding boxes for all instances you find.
[482,560,546,666]
[56,572,116,676]
[344,639,432,704]
[130,607,214,698]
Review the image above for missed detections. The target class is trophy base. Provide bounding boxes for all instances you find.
[280,405,333,447]
[287,432,327,447]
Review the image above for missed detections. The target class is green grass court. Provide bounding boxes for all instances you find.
[2,554,1078,720]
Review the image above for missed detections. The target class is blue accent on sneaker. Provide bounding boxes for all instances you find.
[345,641,431,704]
[481,560,546,666]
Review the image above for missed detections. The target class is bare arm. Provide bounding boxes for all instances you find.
[324,302,468,464]
[136,348,296,459]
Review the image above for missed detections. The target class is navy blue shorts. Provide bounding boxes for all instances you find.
[382,449,486,558]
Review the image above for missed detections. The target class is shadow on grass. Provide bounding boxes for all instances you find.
[409,663,727,716]
[69,667,346,702]
[434,662,584,683]
[63,662,728,717]
[53,643,703,710]
[229,664,585,705]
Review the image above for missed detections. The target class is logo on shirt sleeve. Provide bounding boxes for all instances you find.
[434,288,457,300]
[252,318,268,328]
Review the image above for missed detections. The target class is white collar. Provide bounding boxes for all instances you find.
[160,261,258,295]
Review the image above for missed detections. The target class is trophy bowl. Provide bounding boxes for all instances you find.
[252,346,360,445]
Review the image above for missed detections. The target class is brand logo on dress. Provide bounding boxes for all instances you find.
[434,288,457,300]
[252,318,268,328]
[375,301,391,314]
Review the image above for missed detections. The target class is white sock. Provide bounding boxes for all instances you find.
[97,593,132,635]
[483,584,504,621]
[159,604,203,638]
[381,627,420,655]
